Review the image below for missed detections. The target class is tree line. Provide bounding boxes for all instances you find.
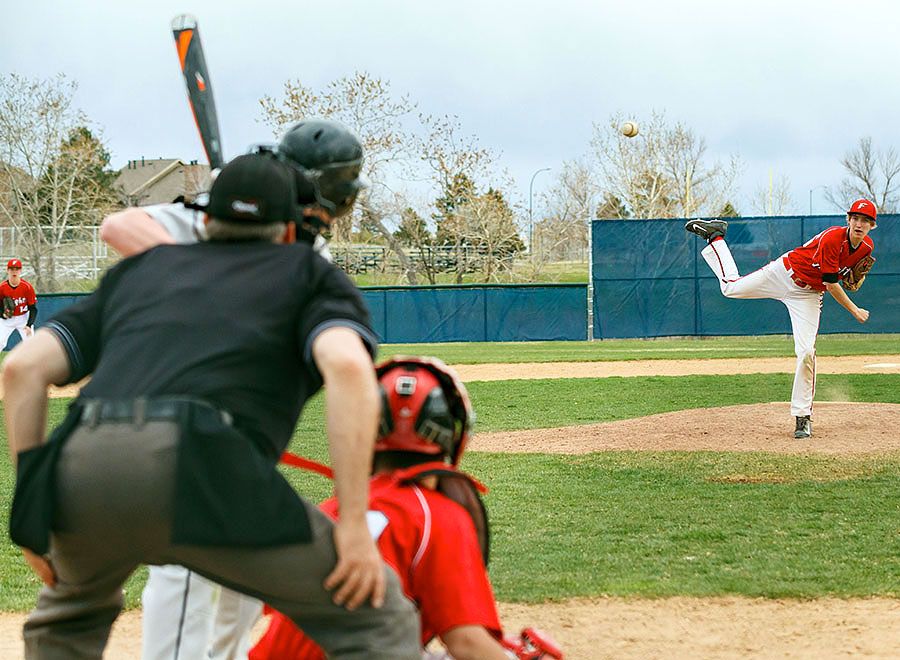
[2,72,897,289]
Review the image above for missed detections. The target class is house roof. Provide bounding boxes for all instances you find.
[115,158,211,205]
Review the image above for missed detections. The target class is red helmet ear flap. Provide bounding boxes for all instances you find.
[377,383,393,439]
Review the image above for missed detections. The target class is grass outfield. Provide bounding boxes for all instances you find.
[1,337,899,610]
[378,334,900,363]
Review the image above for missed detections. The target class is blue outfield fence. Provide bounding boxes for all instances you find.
[12,285,587,349]
[591,214,900,339]
[9,214,896,346]
[361,284,587,342]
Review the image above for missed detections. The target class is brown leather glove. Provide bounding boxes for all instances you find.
[842,255,875,291]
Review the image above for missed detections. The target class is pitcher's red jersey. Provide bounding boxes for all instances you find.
[787,226,874,291]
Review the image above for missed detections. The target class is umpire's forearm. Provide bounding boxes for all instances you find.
[313,327,379,522]
[3,331,68,467]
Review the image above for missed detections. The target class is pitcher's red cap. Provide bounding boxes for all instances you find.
[848,199,877,222]
[7,258,21,269]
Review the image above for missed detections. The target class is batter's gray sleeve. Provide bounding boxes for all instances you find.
[143,204,207,244]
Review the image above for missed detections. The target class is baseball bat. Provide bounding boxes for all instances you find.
[171,14,225,169]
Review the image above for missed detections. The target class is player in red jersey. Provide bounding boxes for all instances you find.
[685,199,877,439]
[0,258,38,350]
[250,357,563,660]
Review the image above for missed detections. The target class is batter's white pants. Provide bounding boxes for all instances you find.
[702,240,823,417]
[0,313,31,350]
[142,564,263,660]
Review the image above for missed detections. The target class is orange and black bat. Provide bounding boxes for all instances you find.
[171,14,224,169]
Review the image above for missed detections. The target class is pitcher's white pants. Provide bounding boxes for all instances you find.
[702,240,822,417]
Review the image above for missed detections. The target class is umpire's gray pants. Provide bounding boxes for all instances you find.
[22,421,420,660]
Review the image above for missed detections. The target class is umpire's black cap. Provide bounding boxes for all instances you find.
[207,153,297,224]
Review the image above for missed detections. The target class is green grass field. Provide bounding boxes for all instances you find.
[1,336,899,611]
[377,334,900,363]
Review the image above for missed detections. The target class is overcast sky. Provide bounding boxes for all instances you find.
[4,0,898,217]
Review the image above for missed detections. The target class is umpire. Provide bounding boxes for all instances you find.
[3,152,420,660]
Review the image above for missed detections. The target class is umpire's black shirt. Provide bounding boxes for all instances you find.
[47,240,377,459]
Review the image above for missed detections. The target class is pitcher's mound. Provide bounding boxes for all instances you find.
[470,402,900,454]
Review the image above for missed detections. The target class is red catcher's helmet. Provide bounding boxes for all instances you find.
[848,199,877,224]
[375,357,473,465]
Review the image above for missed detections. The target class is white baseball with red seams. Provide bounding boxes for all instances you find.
[621,121,638,137]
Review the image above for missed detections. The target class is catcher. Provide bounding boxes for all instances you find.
[250,357,564,660]
[686,198,877,439]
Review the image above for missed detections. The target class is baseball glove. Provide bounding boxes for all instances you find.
[842,255,875,291]
[502,627,565,659]
[2,296,15,319]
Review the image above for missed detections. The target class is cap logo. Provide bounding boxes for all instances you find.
[230,199,261,217]
[857,202,867,208]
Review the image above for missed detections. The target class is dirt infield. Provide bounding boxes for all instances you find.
[6,596,900,659]
[471,401,900,454]
[3,355,899,659]
[450,354,900,382]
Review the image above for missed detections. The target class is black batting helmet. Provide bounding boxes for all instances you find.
[375,357,473,466]
[278,119,367,218]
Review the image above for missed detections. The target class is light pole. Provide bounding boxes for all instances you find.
[528,167,551,253]
[808,185,827,215]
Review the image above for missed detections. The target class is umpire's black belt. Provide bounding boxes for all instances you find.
[78,396,233,427]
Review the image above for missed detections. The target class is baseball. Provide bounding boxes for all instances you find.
[621,121,639,138]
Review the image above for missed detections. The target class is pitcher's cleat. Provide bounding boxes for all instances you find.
[685,218,728,242]
[794,415,811,438]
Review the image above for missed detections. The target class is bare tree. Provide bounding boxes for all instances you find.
[591,110,740,219]
[0,74,117,291]
[526,159,596,281]
[392,203,439,284]
[451,185,523,283]
[825,136,900,213]
[260,74,526,283]
[749,172,796,215]
[258,71,422,281]
[591,111,675,218]
[413,113,516,282]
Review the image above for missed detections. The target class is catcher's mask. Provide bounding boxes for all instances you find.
[277,119,368,223]
[375,357,473,466]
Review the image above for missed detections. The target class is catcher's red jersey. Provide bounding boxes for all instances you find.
[787,226,874,291]
[249,473,502,659]
[0,279,36,316]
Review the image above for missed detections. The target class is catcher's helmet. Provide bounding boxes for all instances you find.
[375,357,473,466]
[278,119,367,218]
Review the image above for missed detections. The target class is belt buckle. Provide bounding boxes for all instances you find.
[133,397,147,428]
[82,400,101,428]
